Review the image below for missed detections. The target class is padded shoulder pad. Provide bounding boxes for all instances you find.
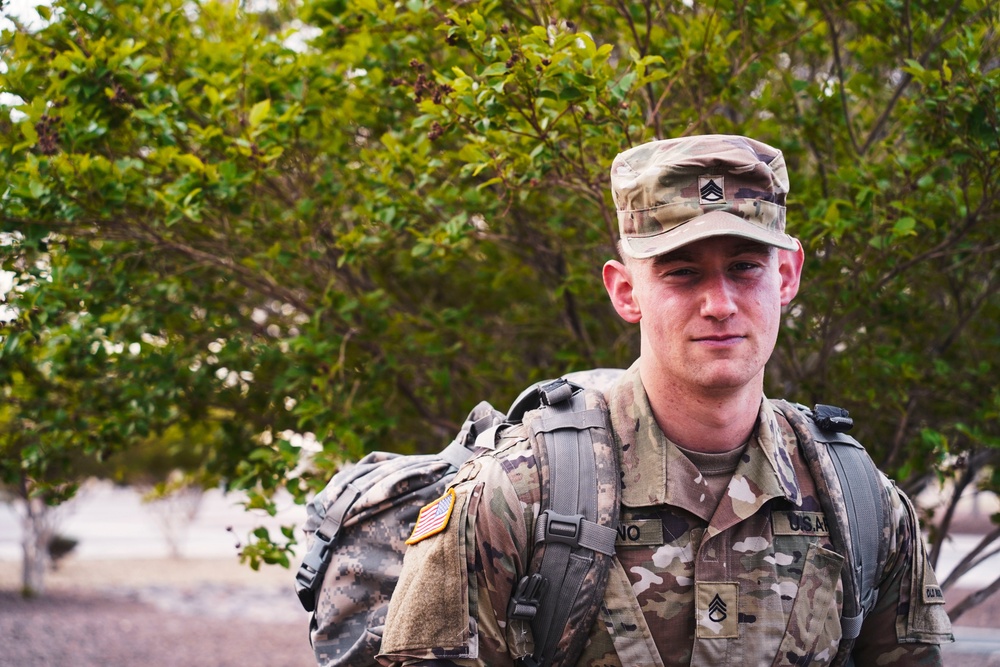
[513,384,620,667]
[771,399,891,667]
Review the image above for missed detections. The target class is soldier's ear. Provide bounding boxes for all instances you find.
[603,259,642,323]
[778,239,805,307]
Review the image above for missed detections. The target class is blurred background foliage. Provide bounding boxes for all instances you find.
[0,0,997,608]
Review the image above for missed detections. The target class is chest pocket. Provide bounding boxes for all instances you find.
[769,511,834,592]
[769,510,845,667]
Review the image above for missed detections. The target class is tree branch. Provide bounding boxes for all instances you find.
[861,0,971,154]
[934,272,1000,356]
[928,448,981,567]
[947,571,1000,623]
[872,200,989,295]
[883,394,918,472]
[941,524,1000,591]
[819,6,860,155]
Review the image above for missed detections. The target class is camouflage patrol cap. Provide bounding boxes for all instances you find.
[610,135,798,259]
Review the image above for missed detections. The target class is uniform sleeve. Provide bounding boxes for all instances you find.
[377,435,538,667]
[850,481,954,666]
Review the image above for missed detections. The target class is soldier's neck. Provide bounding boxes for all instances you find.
[641,370,763,454]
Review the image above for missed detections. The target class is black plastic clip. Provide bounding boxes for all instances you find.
[539,510,584,547]
[813,404,854,433]
[294,530,336,612]
[508,573,548,621]
[538,379,574,407]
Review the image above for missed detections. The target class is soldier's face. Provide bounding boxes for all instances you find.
[603,235,803,397]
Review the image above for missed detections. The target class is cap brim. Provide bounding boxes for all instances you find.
[620,210,798,259]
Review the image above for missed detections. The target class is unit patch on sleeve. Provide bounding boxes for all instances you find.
[406,488,457,545]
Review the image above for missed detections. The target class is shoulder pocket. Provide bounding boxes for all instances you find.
[381,482,475,658]
[901,495,953,642]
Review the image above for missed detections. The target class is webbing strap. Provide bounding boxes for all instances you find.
[530,394,594,661]
[319,482,363,538]
[502,378,619,667]
[505,383,619,667]
[772,399,889,666]
[823,433,885,639]
[794,406,886,647]
[294,482,362,611]
[439,438,475,470]
[533,512,618,556]
[536,409,608,433]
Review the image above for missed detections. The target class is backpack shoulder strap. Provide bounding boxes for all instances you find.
[507,378,621,667]
[772,400,889,665]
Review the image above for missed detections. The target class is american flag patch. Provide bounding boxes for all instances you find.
[405,488,457,545]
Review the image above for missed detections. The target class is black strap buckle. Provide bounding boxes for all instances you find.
[294,529,336,612]
[539,510,584,547]
[539,379,574,406]
[508,573,547,621]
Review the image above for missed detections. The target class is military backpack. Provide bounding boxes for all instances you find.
[295,372,620,667]
[295,371,890,667]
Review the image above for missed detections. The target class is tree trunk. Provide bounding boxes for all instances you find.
[20,496,52,597]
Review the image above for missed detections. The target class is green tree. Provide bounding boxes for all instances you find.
[1,0,997,615]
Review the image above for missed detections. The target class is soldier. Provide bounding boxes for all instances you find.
[376,135,954,666]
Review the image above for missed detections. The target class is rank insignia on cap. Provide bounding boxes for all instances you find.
[406,488,457,545]
[699,176,725,204]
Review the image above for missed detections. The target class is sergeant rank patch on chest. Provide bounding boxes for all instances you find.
[406,488,457,545]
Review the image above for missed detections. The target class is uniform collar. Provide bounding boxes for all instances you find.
[608,363,802,515]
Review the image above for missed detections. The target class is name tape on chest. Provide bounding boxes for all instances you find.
[615,519,664,547]
[406,488,457,545]
[772,511,830,536]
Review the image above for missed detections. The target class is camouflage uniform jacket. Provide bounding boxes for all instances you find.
[378,365,954,667]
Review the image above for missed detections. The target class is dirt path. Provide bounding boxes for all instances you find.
[0,557,315,667]
[0,589,314,667]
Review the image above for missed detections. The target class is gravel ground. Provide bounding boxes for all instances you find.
[0,557,316,667]
[0,590,314,667]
